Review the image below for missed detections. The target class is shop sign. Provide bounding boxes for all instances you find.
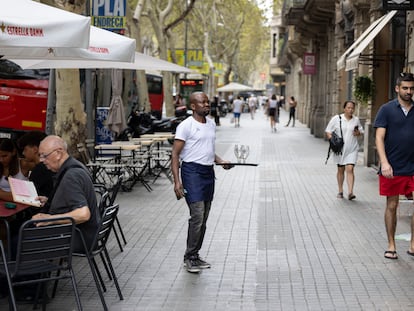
[91,0,126,31]
[383,0,414,10]
[303,53,316,75]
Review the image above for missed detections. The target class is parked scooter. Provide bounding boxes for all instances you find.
[117,107,189,141]
[219,99,228,117]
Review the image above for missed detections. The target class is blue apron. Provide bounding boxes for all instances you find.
[181,162,215,204]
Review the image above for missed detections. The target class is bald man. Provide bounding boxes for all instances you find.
[32,135,99,251]
[172,92,233,273]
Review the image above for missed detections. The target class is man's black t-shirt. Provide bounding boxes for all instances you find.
[29,162,54,197]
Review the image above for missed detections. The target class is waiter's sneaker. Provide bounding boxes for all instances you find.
[195,255,211,269]
[183,257,201,273]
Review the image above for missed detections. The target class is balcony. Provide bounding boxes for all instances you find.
[283,0,306,25]
[283,0,334,26]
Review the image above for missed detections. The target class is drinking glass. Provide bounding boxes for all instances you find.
[243,146,250,163]
[240,145,246,163]
[234,145,241,163]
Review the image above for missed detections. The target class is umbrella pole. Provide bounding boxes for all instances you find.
[85,69,95,141]
[45,69,56,135]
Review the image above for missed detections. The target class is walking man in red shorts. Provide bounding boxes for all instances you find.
[374,72,414,260]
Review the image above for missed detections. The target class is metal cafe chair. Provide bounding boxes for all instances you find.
[94,175,127,252]
[0,217,82,311]
[53,204,123,311]
[0,218,11,260]
[77,142,125,186]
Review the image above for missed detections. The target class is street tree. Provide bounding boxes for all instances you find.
[187,0,267,86]
[127,0,150,113]
[131,0,197,117]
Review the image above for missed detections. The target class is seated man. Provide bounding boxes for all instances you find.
[32,135,100,252]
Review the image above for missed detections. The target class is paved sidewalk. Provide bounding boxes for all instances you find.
[5,108,414,311]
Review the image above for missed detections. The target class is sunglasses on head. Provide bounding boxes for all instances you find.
[400,72,414,79]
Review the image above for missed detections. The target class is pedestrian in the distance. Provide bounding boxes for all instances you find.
[285,96,297,127]
[325,100,364,200]
[232,95,244,128]
[171,92,233,273]
[374,72,414,260]
[248,94,257,120]
[268,94,278,132]
[210,95,220,126]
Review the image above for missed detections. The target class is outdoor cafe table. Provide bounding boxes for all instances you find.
[0,200,32,255]
[95,142,154,191]
[0,200,32,219]
[140,133,175,140]
[133,136,173,183]
[95,143,140,151]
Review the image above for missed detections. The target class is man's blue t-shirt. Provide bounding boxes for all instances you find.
[374,98,414,175]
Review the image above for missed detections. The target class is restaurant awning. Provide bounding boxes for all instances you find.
[336,10,397,71]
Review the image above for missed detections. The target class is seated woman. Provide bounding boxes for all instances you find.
[0,138,31,201]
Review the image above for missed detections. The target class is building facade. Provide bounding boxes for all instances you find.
[270,0,414,167]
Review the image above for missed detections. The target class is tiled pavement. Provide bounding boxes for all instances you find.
[4,108,414,310]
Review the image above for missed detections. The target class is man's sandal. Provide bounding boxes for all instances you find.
[384,250,398,260]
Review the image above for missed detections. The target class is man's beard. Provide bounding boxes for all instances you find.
[195,109,210,117]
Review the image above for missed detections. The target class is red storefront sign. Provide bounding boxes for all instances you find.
[303,53,316,75]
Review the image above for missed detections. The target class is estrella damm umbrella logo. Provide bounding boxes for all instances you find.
[0,22,44,37]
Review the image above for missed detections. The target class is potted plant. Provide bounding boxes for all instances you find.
[354,75,374,105]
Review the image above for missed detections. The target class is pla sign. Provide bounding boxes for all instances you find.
[91,0,126,31]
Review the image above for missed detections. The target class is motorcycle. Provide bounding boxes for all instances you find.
[219,100,229,117]
[117,107,189,141]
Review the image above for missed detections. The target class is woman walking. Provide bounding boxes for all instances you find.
[285,96,297,127]
[325,101,364,200]
[268,94,278,132]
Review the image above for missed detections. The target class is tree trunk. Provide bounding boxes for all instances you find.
[54,69,87,156]
[146,0,175,117]
[131,0,150,112]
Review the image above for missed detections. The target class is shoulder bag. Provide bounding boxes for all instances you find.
[325,115,344,164]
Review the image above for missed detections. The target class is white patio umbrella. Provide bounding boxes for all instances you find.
[0,0,90,49]
[9,52,192,73]
[2,26,136,63]
[216,82,254,92]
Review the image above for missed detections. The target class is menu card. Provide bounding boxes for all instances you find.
[8,177,41,207]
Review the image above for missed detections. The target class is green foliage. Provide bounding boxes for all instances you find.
[126,0,269,84]
[354,75,374,105]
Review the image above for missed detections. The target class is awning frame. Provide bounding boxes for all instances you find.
[336,10,397,71]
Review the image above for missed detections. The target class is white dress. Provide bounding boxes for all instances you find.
[0,161,28,191]
[325,114,364,165]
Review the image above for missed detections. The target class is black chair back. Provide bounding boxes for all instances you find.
[93,178,126,254]
[0,217,82,311]
[108,175,123,205]
[93,204,119,252]
[71,203,123,310]
[14,218,75,276]
[97,190,110,214]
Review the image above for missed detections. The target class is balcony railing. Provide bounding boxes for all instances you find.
[282,0,306,25]
[284,0,306,11]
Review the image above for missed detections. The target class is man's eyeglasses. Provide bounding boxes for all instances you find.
[39,148,60,160]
